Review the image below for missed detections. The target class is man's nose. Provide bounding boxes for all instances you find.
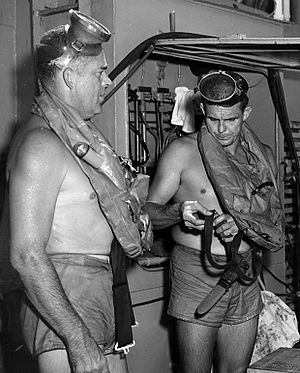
[102,72,112,88]
[218,120,226,133]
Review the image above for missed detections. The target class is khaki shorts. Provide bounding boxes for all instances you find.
[168,244,262,327]
[21,254,115,358]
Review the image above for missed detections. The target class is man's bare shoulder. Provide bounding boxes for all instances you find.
[8,114,68,176]
[164,132,198,156]
[170,132,198,146]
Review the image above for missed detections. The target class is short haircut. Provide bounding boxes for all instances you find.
[37,25,94,88]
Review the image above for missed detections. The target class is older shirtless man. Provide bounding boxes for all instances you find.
[8,10,147,373]
[144,71,283,373]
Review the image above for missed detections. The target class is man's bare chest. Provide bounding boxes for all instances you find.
[175,150,218,204]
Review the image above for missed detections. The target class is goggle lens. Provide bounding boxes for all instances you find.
[199,71,248,103]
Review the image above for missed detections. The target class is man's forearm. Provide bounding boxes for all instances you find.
[12,251,92,348]
[143,201,182,230]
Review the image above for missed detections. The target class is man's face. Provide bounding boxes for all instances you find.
[202,101,251,151]
[70,50,111,119]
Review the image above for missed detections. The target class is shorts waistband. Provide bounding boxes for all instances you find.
[173,243,252,257]
[88,254,110,264]
[48,253,111,266]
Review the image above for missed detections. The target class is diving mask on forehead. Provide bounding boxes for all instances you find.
[37,9,111,68]
[198,71,248,104]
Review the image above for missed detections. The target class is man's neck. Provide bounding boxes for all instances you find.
[226,142,248,164]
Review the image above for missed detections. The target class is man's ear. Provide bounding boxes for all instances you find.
[243,105,252,121]
[63,67,74,89]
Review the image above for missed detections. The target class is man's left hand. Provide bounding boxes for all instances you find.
[213,214,239,242]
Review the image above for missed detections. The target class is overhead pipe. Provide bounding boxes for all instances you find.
[102,45,155,105]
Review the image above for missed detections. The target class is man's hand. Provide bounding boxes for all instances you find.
[68,336,110,373]
[181,201,212,231]
[213,213,239,242]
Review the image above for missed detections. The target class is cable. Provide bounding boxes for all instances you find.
[133,296,167,308]
[262,264,294,293]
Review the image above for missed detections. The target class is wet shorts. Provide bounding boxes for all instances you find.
[21,253,115,358]
[168,244,262,327]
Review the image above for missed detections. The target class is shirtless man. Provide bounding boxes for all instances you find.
[7,10,143,373]
[144,71,281,373]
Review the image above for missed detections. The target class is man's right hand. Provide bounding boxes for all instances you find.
[68,336,110,373]
[181,201,212,231]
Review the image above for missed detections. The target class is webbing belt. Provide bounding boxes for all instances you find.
[196,214,262,315]
[204,214,261,283]
[110,239,136,354]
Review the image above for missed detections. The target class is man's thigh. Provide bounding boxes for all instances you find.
[38,349,71,373]
[38,349,128,373]
[107,353,128,373]
[216,316,259,373]
[176,319,218,373]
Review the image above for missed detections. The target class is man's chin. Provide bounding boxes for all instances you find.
[216,138,230,146]
[95,103,103,115]
[88,106,102,119]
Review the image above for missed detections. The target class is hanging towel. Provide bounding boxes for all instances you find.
[171,87,197,133]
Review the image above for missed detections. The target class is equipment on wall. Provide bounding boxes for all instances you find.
[128,84,178,175]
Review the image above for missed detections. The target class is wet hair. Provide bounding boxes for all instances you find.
[37,25,66,87]
[37,25,94,88]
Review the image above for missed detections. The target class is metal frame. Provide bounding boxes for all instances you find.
[103,31,300,325]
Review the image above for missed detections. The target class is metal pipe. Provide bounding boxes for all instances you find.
[268,69,300,329]
[103,45,155,105]
[169,11,176,33]
[36,4,78,17]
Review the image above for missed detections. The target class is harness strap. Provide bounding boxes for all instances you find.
[204,213,242,270]
[110,239,135,353]
[203,215,261,285]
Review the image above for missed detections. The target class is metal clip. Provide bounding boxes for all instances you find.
[114,340,136,355]
[209,209,219,218]
[71,40,84,52]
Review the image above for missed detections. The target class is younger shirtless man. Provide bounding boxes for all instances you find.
[144,71,283,373]
[8,10,145,373]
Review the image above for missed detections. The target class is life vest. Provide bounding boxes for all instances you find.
[32,89,152,258]
[197,123,284,251]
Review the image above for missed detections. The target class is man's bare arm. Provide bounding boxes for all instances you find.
[143,202,182,229]
[145,138,212,231]
[145,200,212,231]
[9,129,109,373]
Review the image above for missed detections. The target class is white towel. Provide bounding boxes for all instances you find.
[171,87,196,133]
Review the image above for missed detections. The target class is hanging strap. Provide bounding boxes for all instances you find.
[203,215,261,285]
[110,239,136,354]
[204,213,243,270]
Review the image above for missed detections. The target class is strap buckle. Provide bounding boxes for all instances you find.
[114,340,136,355]
[71,40,84,52]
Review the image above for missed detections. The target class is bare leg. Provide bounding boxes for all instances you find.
[176,319,218,373]
[107,353,128,373]
[216,316,258,373]
[38,350,70,373]
[38,349,128,373]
